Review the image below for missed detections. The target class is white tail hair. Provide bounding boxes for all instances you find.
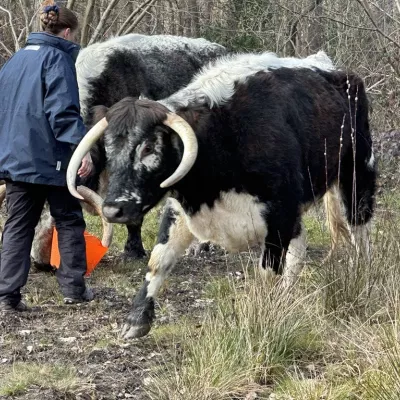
[323,184,352,257]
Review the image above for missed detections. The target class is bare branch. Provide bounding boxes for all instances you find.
[88,0,121,45]
[356,0,400,51]
[29,5,41,29]
[18,0,30,40]
[102,1,130,37]
[17,27,27,43]
[0,40,14,57]
[395,0,400,15]
[366,78,385,92]
[124,0,158,35]
[81,0,96,47]
[116,0,156,36]
[19,0,29,30]
[67,0,76,10]
[288,0,324,56]
[0,6,20,52]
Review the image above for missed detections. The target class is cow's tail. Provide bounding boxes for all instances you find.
[0,183,5,210]
[323,184,351,257]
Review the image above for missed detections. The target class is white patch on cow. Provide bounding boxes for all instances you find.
[283,226,307,286]
[145,247,175,298]
[185,191,267,253]
[114,190,141,204]
[76,34,225,117]
[367,152,375,170]
[141,154,161,171]
[145,200,195,300]
[350,223,371,262]
[160,50,334,111]
[134,136,163,172]
[105,128,138,168]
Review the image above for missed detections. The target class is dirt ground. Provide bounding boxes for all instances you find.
[0,248,244,400]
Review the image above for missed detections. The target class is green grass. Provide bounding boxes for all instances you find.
[0,362,92,397]
[146,273,323,400]
[303,210,332,248]
[84,204,162,254]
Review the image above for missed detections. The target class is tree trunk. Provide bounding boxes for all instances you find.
[189,0,199,37]
[81,0,96,47]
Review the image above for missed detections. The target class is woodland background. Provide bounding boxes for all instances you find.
[0,0,400,131]
[2,2,400,399]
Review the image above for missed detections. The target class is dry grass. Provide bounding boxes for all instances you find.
[143,189,400,400]
[1,174,400,399]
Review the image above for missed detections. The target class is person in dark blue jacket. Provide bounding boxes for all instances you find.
[0,4,94,311]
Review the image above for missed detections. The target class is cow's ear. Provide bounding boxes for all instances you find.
[178,108,203,128]
[90,105,109,125]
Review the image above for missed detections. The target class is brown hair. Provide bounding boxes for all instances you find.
[40,2,78,35]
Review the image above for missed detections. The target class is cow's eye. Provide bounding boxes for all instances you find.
[139,143,154,160]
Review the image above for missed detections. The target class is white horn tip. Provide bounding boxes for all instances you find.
[101,238,112,248]
[160,181,169,189]
[69,187,85,201]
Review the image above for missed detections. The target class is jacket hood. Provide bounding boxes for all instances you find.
[26,32,81,62]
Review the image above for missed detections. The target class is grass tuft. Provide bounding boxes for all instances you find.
[147,272,323,400]
[0,362,92,396]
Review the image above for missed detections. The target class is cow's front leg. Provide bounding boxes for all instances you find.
[283,221,307,286]
[123,220,146,259]
[122,198,194,339]
[259,208,299,275]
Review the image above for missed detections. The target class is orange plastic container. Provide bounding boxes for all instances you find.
[50,228,108,276]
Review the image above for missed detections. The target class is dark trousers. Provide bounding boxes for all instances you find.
[0,181,87,305]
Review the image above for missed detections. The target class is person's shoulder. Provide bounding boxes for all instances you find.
[43,47,74,72]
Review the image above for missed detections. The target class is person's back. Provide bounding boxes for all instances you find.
[0,31,84,186]
[0,3,94,312]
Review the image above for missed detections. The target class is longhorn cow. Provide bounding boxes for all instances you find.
[67,51,376,339]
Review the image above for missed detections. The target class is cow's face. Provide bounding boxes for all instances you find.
[102,98,181,224]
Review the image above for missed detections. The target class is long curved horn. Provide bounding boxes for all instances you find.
[77,185,113,248]
[67,117,108,200]
[0,184,5,208]
[161,113,198,188]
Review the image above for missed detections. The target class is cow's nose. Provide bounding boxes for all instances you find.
[103,205,123,221]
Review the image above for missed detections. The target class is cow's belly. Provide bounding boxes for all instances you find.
[186,191,267,253]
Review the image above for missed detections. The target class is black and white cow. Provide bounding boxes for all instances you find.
[76,34,227,259]
[68,51,376,339]
[10,34,227,266]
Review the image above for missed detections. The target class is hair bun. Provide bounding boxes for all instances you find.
[40,4,59,28]
[43,5,59,14]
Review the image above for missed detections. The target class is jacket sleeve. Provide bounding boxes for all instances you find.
[43,55,87,146]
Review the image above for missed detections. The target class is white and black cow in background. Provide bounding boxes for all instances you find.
[77,34,227,259]
[68,51,376,339]
[0,34,227,266]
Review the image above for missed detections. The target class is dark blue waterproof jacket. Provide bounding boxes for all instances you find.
[0,33,86,186]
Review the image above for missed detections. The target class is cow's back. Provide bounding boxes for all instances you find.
[76,34,227,121]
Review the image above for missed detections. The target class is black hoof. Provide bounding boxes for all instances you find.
[121,322,152,339]
[122,249,147,260]
[32,262,56,273]
[122,292,155,339]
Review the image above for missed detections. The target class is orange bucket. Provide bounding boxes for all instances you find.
[50,228,108,276]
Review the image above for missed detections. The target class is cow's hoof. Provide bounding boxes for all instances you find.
[121,323,151,339]
[32,262,56,273]
[122,249,147,260]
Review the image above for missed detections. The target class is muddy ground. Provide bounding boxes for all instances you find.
[0,247,250,400]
